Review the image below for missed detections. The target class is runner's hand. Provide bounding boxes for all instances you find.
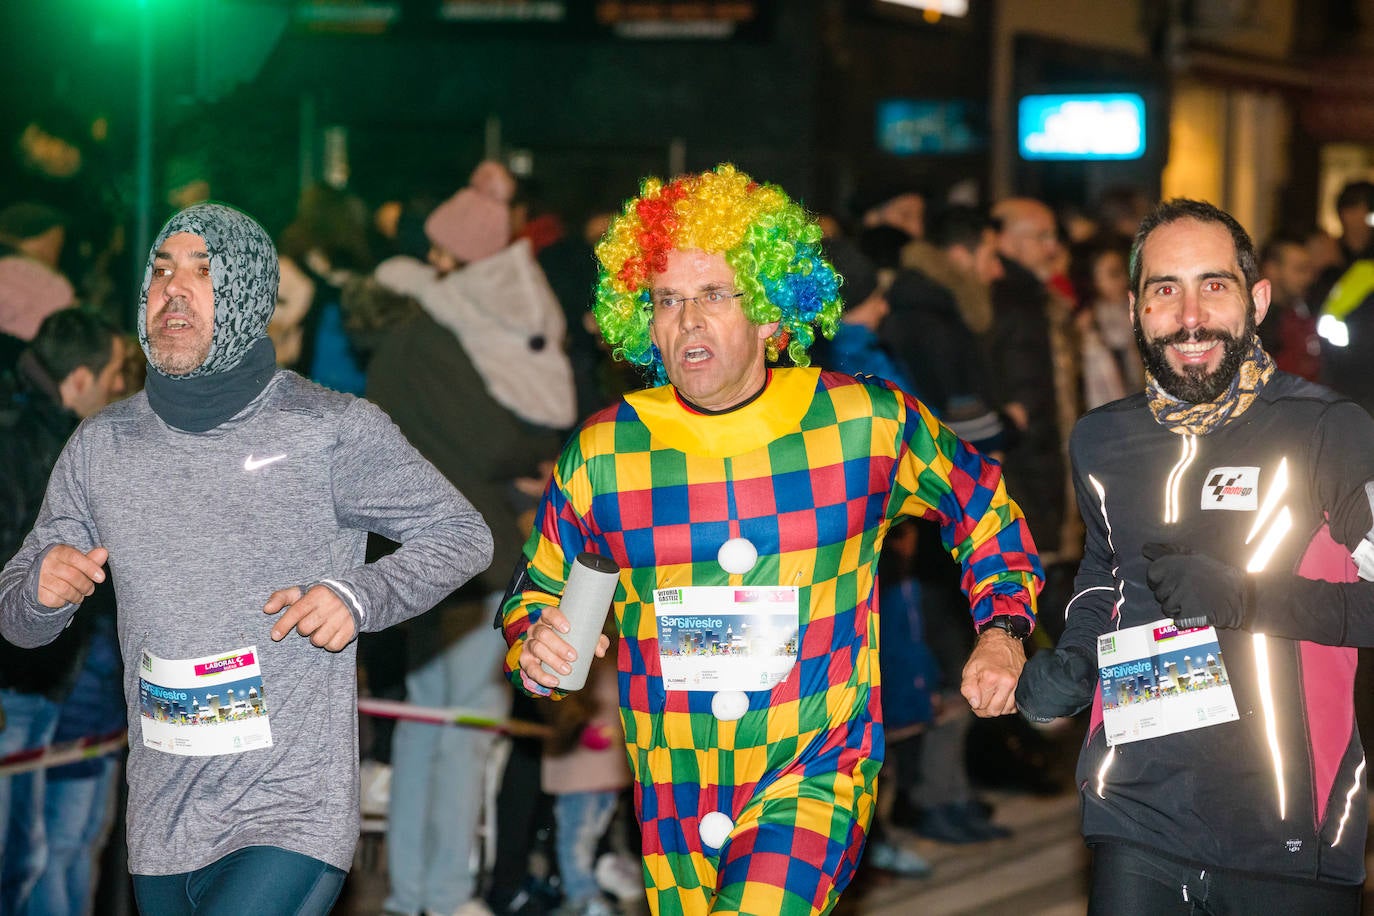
[37,545,108,609]
[1015,645,1096,723]
[517,605,610,691]
[264,585,357,652]
[1144,543,1251,630]
[961,628,1026,717]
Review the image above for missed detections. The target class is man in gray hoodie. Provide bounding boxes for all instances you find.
[0,202,494,915]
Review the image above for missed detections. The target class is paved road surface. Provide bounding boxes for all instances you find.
[335,729,1374,916]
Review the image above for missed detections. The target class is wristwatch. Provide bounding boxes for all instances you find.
[978,614,1032,640]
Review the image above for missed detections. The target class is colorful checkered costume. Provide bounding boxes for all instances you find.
[500,366,1040,915]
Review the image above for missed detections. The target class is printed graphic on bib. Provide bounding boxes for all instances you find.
[1099,620,1239,746]
[1201,466,1260,511]
[139,646,272,756]
[655,586,799,692]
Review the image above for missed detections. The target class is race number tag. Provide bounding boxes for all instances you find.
[139,647,273,756]
[1099,620,1239,746]
[655,586,799,692]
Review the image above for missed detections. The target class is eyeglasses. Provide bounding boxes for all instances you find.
[649,290,744,315]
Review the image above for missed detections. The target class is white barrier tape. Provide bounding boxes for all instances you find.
[0,730,127,777]
[355,697,551,738]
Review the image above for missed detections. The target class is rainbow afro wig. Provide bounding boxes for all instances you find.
[593,163,842,385]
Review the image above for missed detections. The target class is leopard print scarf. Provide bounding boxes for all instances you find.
[1145,335,1275,436]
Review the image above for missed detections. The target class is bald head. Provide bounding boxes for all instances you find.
[993,197,1060,281]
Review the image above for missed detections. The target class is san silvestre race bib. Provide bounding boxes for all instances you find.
[139,646,273,756]
[654,586,799,692]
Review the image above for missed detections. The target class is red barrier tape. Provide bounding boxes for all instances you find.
[0,698,551,776]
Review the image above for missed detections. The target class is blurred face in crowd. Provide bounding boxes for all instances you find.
[865,193,925,241]
[995,199,1060,281]
[1338,201,1373,253]
[1093,249,1130,304]
[1261,242,1315,307]
[61,335,129,419]
[373,200,402,240]
[269,255,315,367]
[1131,218,1270,404]
[1061,210,1099,245]
[946,228,1004,288]
[1306,228,1342,276]
[973,228,1005,286]
[146,232,216,376]
[648,248,777,411]
[583,212,613,247]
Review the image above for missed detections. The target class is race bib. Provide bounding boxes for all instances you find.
[1099,620,1239,747]
[655,586,799,692]
[139,646,273,756]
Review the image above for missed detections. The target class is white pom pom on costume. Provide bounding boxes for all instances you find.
[711,691,749,721]
[717,537,758,575]
[698,811,734,850]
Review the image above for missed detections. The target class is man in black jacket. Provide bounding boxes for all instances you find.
[1017,198,1374,913]
[0,306,126,915]
[987,197,1076,567]
[879,206,1008,457]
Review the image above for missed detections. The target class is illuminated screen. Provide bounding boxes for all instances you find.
[1018,93,1146,160]
[876,99,981,156]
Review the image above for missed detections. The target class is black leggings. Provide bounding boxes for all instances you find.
[1088,842,1362,916]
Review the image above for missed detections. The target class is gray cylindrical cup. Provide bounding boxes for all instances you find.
[539,551,621,691]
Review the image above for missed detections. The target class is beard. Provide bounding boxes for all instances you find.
[147,298,213,376]
[1135,309,1256,404]
[147,338,211,376]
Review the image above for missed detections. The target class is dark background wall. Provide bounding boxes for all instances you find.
[3,1,1013,241]
[814,1,994,220]
[1,1,835,238]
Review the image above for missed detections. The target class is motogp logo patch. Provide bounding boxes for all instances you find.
[1202,467,1259,511]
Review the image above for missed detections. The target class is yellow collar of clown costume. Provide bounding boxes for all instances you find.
[624,367,819,458]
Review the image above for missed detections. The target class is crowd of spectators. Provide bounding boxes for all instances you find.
[3,144,1373,914]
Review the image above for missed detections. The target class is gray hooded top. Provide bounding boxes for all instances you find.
[138,202,279,379]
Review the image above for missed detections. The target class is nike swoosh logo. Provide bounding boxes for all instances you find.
[244,454,287,471]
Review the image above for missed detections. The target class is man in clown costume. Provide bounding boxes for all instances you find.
[499,165,1042,915]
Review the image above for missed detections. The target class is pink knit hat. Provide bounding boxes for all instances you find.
[424,161,515,264]
[0,254,75,340]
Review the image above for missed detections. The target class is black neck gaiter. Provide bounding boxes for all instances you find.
[144,336,278,433]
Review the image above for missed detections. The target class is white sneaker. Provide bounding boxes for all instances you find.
[594,852,643,903]
[865,840,932,878]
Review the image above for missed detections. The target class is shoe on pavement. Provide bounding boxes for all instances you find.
[951,800,1011,840]
[916,801,1010,844]
[865,840,932,878]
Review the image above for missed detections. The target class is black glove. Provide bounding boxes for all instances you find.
[1015,645,1097,723]
[1143,542,1253,630]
